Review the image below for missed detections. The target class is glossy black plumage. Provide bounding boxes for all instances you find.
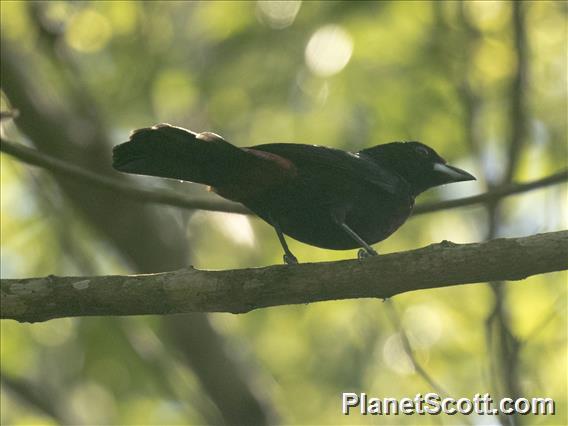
[112,124,475,263]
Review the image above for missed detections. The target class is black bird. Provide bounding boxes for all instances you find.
[112,124,475,264]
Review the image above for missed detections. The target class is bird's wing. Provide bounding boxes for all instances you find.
[248,143,409,196]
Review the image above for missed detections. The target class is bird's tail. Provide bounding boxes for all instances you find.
[112,124,250,186]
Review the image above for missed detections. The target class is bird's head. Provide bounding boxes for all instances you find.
[358,141,476,196]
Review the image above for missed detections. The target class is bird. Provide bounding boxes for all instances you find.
[112,123,475,264]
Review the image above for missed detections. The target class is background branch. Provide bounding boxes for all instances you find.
[0,136,249,215]
[0,374,72,424]
[483,4,529,421]
[1,37,272,424]
[2,231,566,323]
[1,137,566,217]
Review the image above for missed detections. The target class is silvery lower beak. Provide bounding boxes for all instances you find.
[433,163,476,182]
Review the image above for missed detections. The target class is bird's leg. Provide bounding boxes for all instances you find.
[331,210,377,258]
[271,218,298,265]
[357,248,376,260]
[338,222,378,257]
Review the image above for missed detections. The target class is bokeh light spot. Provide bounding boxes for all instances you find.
[29,318,76,347]
[305,25,353,77]
[403,305,443,349]
[151,70,197,121]
[65,9,112,53]
[465,1,508,31]
[190,2,251,42]
[257,1,302,30]
[201,212,256,247]
[105,1,138,36]
[382,333,415,375]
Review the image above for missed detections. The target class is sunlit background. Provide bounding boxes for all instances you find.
[1,1,566,425]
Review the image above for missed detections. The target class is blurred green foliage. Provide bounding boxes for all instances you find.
[1,1,566,425]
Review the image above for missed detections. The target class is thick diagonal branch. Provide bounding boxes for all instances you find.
[2,231,566,323]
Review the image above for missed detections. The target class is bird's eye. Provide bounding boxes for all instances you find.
[415,145,429,158]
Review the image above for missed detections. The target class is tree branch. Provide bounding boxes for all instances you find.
[1,39,272,424]
[413,171,567,214]
[0,137,249,215]
[1,137,566,217]
[1,374,71,423]
[2,231,566,323]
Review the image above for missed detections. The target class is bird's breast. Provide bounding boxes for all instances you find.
[345,195,414,244]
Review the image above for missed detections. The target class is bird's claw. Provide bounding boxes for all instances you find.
[357,248,378,260]
[284,253,299,265]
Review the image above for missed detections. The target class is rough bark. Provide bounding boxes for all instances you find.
[2,231,566,323]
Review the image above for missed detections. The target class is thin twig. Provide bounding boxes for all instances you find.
[413,171,568,215]
[0,109,19,121]
[0,374,70,423]
[383,300,449,396]
[483,5,529,421]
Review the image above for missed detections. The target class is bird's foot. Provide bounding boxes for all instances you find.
[283,253,299,265]
[358,248,378,260]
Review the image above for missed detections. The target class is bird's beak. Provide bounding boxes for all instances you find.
[433,163,476,182]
